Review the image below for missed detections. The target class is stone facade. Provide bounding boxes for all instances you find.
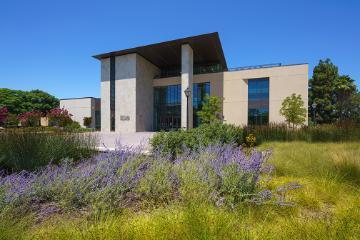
[60,97,100,128]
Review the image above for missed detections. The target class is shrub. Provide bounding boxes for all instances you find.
[150,123,244,157]
[47,108,73,127]
[18,110,42,127]
[4,114,19,128]
[0,106,8,126]
[63,121,81,132]
[0,129,98,171]
[83,117,92,128]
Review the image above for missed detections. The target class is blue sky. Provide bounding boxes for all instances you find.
[1,0,359,99]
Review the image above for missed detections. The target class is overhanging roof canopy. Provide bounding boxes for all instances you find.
[93,32,227,70]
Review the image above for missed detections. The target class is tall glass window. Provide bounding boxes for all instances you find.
[193,82,210,127]
[154,85,181,131]
[154,82,210,131]
[248,78,269,125]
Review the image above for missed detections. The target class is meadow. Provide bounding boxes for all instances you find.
[1,141,359,240]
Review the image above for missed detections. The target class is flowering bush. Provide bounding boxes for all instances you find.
[0,106,8,126]
[3,113,19,128]
[47,108,73,127]
[18,110,42,127]
[0,143,275,218]
[245,133,257,147]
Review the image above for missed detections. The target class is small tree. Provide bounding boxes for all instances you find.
[197,95,222,124]
[83,117,92,128]
[280,94,307,128]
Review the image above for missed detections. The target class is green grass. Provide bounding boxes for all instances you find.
[2,142,359,239]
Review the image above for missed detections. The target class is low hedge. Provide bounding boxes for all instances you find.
[150,123,244,157]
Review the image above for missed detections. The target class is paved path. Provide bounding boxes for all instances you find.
[88,132,156,152]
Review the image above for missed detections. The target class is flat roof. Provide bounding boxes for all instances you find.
[60,97,99,101]
[93,32,228,70]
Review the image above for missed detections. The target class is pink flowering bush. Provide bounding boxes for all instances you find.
[47,107,73,127]
[0,106,8,126]
[18,110,42,127]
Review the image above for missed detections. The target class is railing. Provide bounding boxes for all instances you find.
[154,64,223,79]
[228,63,282,71]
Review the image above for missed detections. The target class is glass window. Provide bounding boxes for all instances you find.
[154,82,210,131]
[193,82,210,128]
[248,78,269,125]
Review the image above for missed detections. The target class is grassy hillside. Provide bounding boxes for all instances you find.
[1,142,359,240]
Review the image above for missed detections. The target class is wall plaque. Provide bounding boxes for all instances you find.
[120,115,130,121]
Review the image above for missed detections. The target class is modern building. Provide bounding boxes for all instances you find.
[60,97,101,129]
[96,32,308,132]
[64,32,308,132]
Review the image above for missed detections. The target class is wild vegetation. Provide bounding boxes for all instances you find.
[243,121,360,143]
[0,142,358,239]
[151,122,360,157]
[0,129,98,171]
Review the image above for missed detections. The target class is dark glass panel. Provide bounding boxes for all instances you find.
[193,82,210,127]
[248,78,269,125]
[154,82,210,131]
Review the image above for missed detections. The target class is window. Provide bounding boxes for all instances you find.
[193,82,210,127]
[153,82,210,131]
[248,78,269,125]
[154,85,181,131]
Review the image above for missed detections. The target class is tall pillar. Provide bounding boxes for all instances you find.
[181,44,193,129]
[100,58,111,132]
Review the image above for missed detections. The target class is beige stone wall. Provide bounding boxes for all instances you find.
[136,55,160,131]
[60,98,94,128]
[100,58,111,131]
[115,54,137,133]
[40,117,49,127]
[223,64,308,126]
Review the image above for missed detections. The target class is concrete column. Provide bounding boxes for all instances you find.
[100,58,111,132]
[181,44,193,129]
[114,54,137,133]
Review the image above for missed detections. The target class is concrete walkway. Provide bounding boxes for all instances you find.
[88,132,156,152]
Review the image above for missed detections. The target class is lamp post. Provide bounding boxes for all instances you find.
[312,103,317,125]
[184,87,191,131]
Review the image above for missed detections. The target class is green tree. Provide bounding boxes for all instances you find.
[309,59,338,124]
[197,95,222,124]
[309,59,359,123]
[0,88,59,114]
[280,94,307,128]
[347,92,360,122]
[334,75,357,121]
